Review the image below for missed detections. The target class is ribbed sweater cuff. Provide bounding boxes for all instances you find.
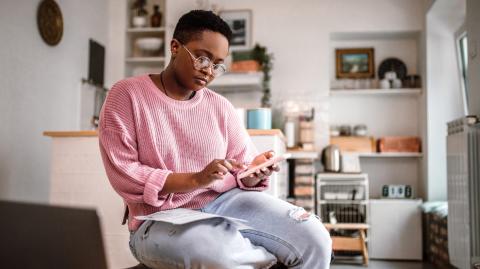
[143,169,172,207]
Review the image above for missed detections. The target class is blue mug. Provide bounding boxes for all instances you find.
[247,108,272,129]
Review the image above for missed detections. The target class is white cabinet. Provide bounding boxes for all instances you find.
[369,199,423,260]
[250,131,288,200]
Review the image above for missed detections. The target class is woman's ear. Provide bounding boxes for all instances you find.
[170,39,180,57]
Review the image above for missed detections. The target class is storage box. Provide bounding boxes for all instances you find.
[330,136,375,152]
[377,136,421,152]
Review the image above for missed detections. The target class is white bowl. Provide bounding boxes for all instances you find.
[135,37,163,51]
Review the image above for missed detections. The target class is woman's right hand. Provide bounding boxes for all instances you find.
[194,159,246,187]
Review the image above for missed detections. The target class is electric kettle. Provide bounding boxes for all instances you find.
[321,145,341,172]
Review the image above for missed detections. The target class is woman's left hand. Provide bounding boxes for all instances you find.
[241,151,281,187]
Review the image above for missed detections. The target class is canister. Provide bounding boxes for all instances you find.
[247,108,272,129]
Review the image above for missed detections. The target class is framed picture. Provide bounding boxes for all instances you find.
[335,48,375,78]
[219,10,252,51]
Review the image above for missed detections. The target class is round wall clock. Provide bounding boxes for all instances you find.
[37,0,63,46]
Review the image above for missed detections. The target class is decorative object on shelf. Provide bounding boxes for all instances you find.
[378,57,407,80]
[131,0,148,28]
[353,124,367,136]
[150,5,162,27]
[381,70,402,89]
[382,185,413,199]
[377,136,421,153]
[252,44,274,107]
[335,48,375,79]
[379,78,390,89]
[37,0,63,46]
[403,74,421,88]
[330,125,340,137]
[135,37,163,56]
[321,145,341,172]
[339,125,351,136]
[246,108,271,129]
[219,9,252,51]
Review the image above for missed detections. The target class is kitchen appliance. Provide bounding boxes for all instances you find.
[321,145,341,172]
[381,184,413,198]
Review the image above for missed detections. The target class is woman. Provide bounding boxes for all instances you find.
[99,10,332,269]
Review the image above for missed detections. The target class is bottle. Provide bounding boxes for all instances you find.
[151,5,162,27]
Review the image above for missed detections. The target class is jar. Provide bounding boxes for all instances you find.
[151,5,162,27]
[353,124,367,136]
[339,125,351,136]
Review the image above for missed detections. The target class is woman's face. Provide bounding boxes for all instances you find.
[171,31,229,91]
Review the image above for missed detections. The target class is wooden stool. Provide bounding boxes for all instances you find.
[324,223,370,266]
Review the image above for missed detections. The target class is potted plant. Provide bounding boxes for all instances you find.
[252,43,274,108]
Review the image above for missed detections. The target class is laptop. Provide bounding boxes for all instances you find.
[0,200,108,269]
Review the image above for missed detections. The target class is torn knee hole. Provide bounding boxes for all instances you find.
[288,207,312,222]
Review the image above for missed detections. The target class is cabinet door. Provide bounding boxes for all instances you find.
[369,199,423,260]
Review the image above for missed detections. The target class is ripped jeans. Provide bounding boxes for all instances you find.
[129,188,332,269]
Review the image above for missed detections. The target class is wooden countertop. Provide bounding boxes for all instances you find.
[44,129,285,140]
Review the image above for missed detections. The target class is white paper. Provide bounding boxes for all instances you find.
[135,208,250,228]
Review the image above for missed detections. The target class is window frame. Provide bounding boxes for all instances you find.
[455,24,469,116]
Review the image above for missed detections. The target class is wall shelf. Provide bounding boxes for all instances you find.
[125,57,165,63]
[330,88,422,96]
[209,72,263,92]
[357,152,423,158]
[126,27,166,33]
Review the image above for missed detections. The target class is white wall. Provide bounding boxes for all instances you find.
[105,0,425,151]
[467,0,480,117]
[0,0,109,202]
[425,0,465,201]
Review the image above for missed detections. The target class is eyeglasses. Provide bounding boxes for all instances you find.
[181,45,227,77]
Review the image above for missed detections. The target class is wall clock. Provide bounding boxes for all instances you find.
[37,0,63,46]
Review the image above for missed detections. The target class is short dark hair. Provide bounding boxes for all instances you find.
[173,10,232,45]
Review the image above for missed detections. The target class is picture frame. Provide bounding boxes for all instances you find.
[219,9,252,51]
[335,48,375,78]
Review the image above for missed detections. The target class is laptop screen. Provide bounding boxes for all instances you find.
[0,201,108,269]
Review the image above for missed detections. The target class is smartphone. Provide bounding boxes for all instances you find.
[237,153,291,180]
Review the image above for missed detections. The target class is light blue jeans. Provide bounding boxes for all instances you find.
[129,188,332,269]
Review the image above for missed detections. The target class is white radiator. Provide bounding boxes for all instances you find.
[447,116,480,269]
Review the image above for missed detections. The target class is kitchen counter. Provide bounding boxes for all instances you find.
[44,129,286,141]
[43,128,287,268]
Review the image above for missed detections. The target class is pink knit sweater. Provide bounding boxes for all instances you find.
[99,75,268,231]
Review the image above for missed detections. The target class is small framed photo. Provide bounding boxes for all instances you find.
[219,10,252,51]
[336,48,375,78]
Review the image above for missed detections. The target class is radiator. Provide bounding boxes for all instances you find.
[447,116,480,269]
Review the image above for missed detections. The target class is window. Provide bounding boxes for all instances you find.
[456,26,469,115]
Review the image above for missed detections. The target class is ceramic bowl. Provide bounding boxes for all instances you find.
[135,37,163,51]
